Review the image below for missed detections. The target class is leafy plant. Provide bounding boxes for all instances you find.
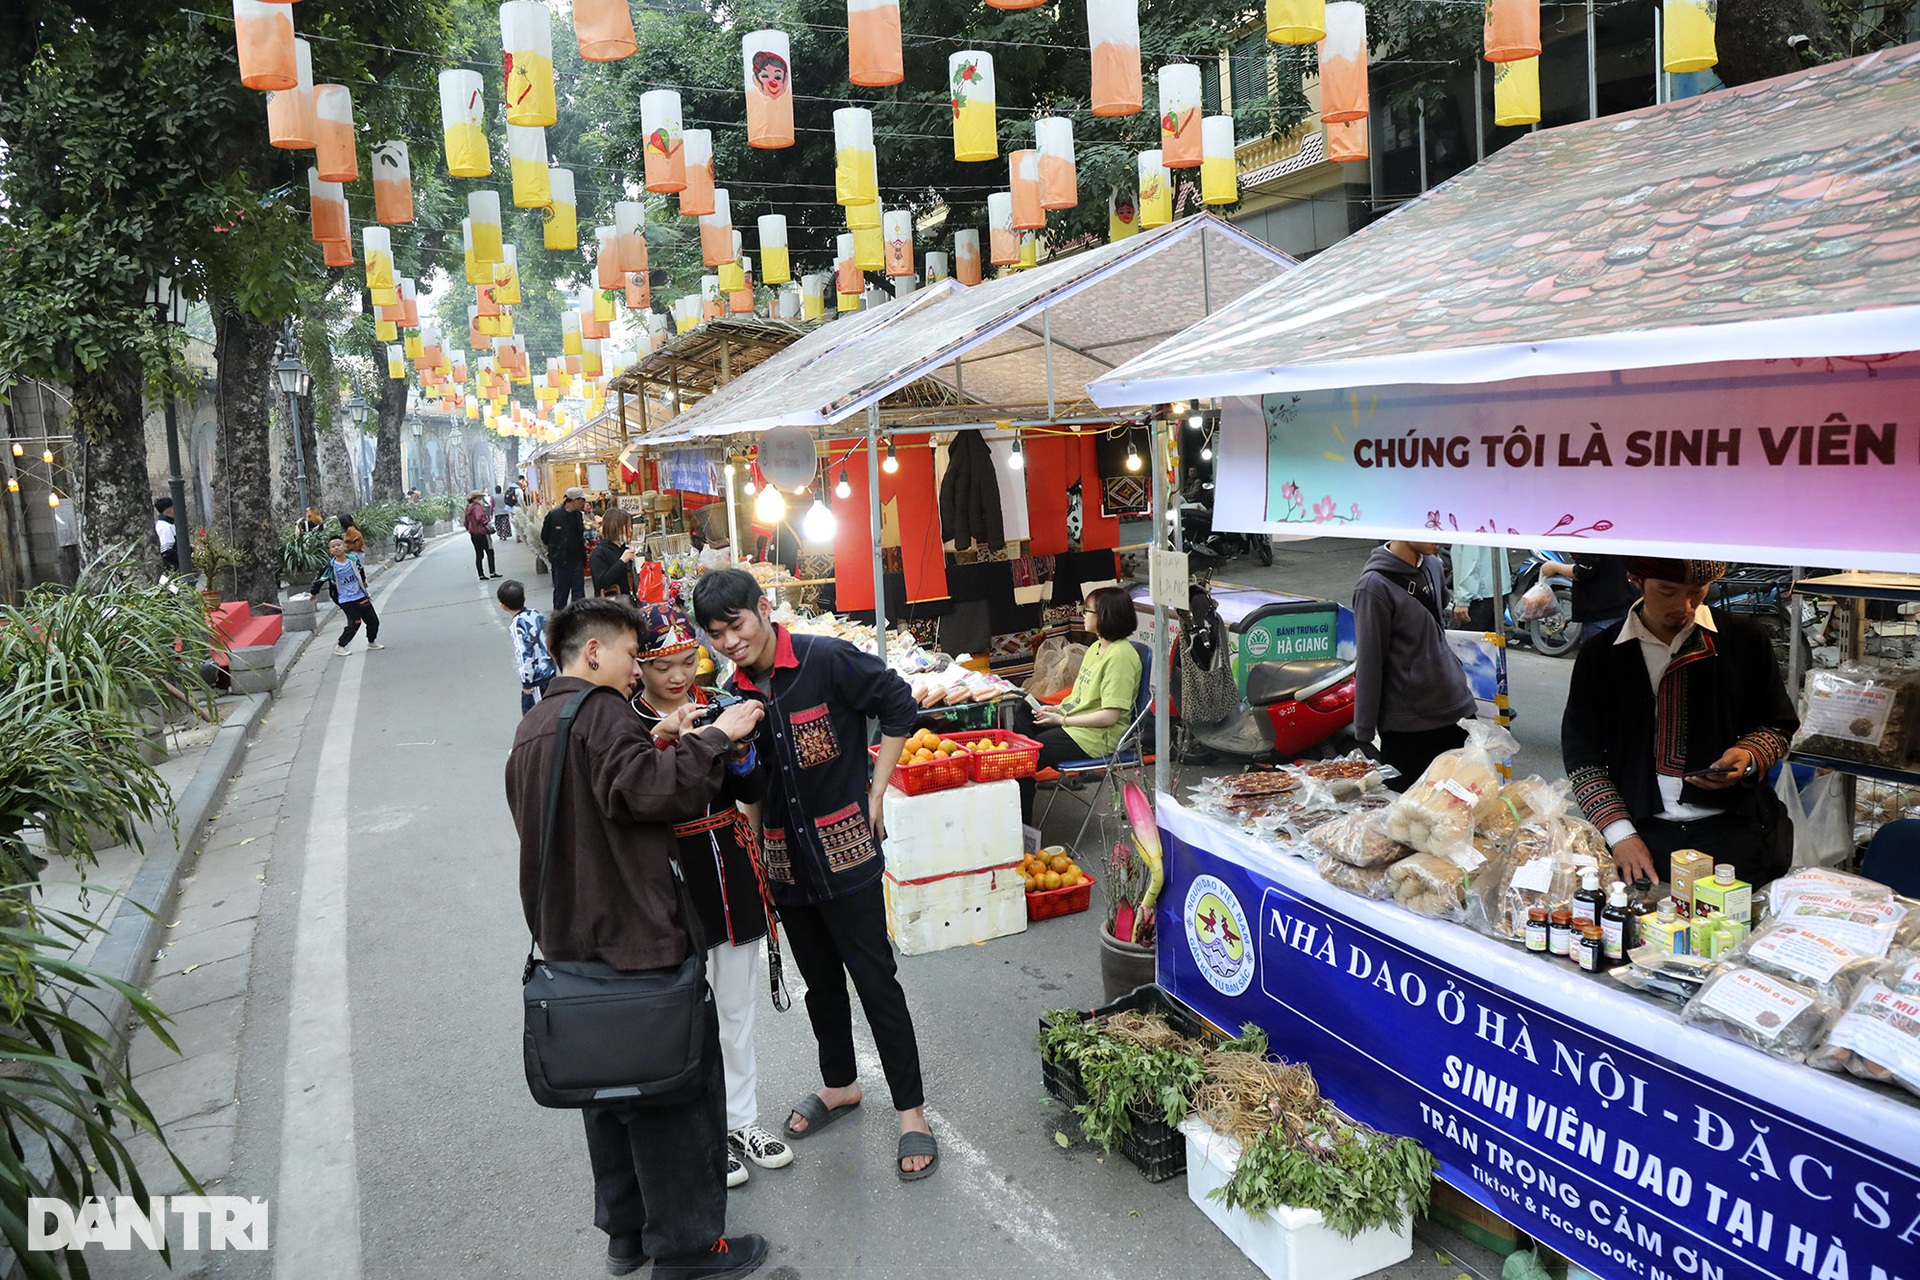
[277,523,333,585]
[1038,1010,1206,1151]
[188,527,246,579]
[1211,1116,1435,1239]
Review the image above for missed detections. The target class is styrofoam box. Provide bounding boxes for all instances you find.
[881,777,1023,881]
[883,863,1027,956]
[1178,1116,1412,1280]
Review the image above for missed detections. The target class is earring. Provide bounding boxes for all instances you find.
[589,658,600,670]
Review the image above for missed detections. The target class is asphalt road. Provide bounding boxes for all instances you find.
[191,532,1537,1279]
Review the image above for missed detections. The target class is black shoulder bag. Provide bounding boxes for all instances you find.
[522,688,713,1108]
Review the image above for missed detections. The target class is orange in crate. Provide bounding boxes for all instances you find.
[874,733,970,795]
[1021,847,1094,921]
[948,730,1043,783]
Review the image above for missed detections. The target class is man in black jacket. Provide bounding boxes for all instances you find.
[541,486,589,612]
[1562,558,1798,888]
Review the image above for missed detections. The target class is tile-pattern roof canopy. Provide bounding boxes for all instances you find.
[1090,46,1920,405]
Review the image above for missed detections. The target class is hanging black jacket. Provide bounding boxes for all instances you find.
[939,431,1005,552]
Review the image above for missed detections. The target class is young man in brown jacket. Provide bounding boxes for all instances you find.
[504,598,770,1278]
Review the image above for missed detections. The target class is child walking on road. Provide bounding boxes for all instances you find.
[497,579,557,714]
[313,537,383,656]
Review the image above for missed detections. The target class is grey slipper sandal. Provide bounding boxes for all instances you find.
[784,1093,861,1140]
[897,1130,939,1182]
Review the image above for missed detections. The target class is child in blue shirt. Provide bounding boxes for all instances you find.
[311,537,382,656]
[496,578,557,714]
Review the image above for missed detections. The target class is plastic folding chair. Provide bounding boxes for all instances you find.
[1036,640,1155,854]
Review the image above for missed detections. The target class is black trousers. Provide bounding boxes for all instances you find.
[471,531,496,577]
[580,1005,728,1260]
[1005,702,1088,825]
[1378,721,1469,792]
[551,561,586,613]
[336,598,379,647]
[1641,810,1785,889]
[777,878,925,1112]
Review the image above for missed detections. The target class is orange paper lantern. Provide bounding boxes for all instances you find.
[265,37,315,148]
[700,190,734,268]
[1483,0,1541,62]
[1087,0,1142,117]
[1158,64,1202,168]
[573,0,637,61]
[848,0,903,88]
[640,90,686,193]
[883,209,914,277]
[954,230,982,286]
[1009,151,1044,230]
[373,140,413,225]
[1036,117,1077,210]
[313,84,358,182]
[744,31,794,148]
[1317,3,1369,124]
[1325,116,1368,162]
[308,168,347,244]
[232,0,297,92]
[679,130,715,217]
[987,192,1018,266]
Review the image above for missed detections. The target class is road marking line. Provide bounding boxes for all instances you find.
[273,549,427,1280]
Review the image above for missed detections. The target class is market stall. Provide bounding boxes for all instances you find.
[1076,47,1920,1280]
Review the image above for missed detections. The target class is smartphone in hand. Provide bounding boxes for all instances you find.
[1683,764,1743,780]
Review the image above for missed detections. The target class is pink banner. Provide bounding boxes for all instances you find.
[1217,354,1920,570]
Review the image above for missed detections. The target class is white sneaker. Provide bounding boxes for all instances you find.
[725,1146,749,1188]
[730,1124,794,1170]
[366,641,386,650]
[332,645,352,656]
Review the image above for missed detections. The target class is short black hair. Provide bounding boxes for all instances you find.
[1086,585,1138,642]
[154,496,173,514]
[689,568,765,632]
[496,578,527,611]
[338,512,357,528]
[548,597,639,667]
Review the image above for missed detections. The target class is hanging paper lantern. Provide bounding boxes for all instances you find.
[1266,0,1327,45]
[594,284,617,319]
[1018,230,1038,270]
[949,52,997,162]
[500,1,557,128]
[833,109,878,207]
[744,31,795,149]
[640,90,687,192]
[1494,57,1541,126]
[1484,0,1541,62]
[1158,65,1202,168]
[493,245,523,306]
[582,339,603,378]
[381,316,401,343]
[925,251,950,283]
[507,125,550,208]
[1087,0,1142,117]
[363,226,396,298]
[1138,150,1170,228]
[954,229,982,285]
[848,0,904,87]
[987,0,1044,12]
[719,258,746,293]
[232,0,297,92]
[1318,2,1369,123]
[801,274,827,320]
[846,197,879,232]
[615,200,648,273]
[987,192,1018,266]
[574,0,637,60]
[1324,116,1368,162]
[313,85,358,182]
[468,305,485,351]
[883,210,914,277]
[399,277,419,328]
[266,38,316,149]
[372,141,413,225]
[405,330,425,361]
[680,130,716,217]
[758,215,791,285]
[323,239,354,269]
[439,70,491,178]
[853,222,884,271]
[1036,117,1077,211]
[594,226,621,290]
[729,258,754,313]
[626,271,652,311]
[387,344,406,380]
[1664,0,1717,72]
[308,168,347,244]
[421,324,446,370]
[701,275,723,321]
[700,189,734,268]
[468,190,504,263]
[1201,116,1238,205]
[1009,151,1044,230]
[835,234,863,302]
[544,167,577,250]
[670,295,698,333]
[562,311,582,355]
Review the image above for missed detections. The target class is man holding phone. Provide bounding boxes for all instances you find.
[1561,558,1798,889]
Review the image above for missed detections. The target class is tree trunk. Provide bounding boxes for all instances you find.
[72,356,157,566]
[371,373,405,501]
[274,382,320,527]
[318,424,358,515]
[212,306,283,607]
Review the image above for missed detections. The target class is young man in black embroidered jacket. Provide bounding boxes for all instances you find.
[1562,558,1798,889]
[690,569,940,1183]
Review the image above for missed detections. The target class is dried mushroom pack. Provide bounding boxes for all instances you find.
[1680,967,1839,1062]
[1388,852,1467,920]
[1317,854,1399,901]
[1792,662,1920,768]
[1808,958,1920,1095]
[1724,923,1897,1005]
[1306,809,1411,869]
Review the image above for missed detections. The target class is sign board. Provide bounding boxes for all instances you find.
[758,426,819,491]
[1233,605,1339,696]
[585,462,609,492]
[1214,355,1920,572]
[1156,800,1920,1280]
[1148,547,1189,612]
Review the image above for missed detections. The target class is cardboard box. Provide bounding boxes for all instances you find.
[1669,850,1714,918]
[883,863,1027,956]
[1426,1181,1525,1257]
[1692,873,1752,926]
[1640,913,1691,956]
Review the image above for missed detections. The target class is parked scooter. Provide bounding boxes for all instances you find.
[393,514,424,560]
[1175,480,1273,566]
[1175,556,1356,763]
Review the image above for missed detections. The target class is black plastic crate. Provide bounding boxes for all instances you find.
[1037,984,1220,1182]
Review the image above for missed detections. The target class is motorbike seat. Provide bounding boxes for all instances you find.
[1247,659,1350,707]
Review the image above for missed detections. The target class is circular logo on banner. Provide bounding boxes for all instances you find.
[1185,874,1253,996]
[1246,626,1272,658]
[758,426,818,491]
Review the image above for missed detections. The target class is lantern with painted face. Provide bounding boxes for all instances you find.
[232,0,296,91]
[848,0,903,87]
[440,70,490,178]
[1138,151,1170,228]
[1158,64,1202,168]
[372,141,413,225]
[759,215,791,285]
[508,125,550,208]
[680,130,716,217]
[1664,0,1717,71]
[544,167,577,250]
[949,52,997,162]
[500,1,557,128]
[1265,0,1326,44]
[833,109,878,207]
[1201,116,1237,205]
[954,229,982,285]
[987,192,1018,266]
[640,90,686,193]
[574,0,637,60]
[1317,3,1369,123]
[1494,57,1540,126]
[1087,0,1142,117]
[744,31,795,149]
[700,190,734,269]
[314,84,358,182]
[883,210,914,277]
[1036,117,1077,210]
[266,37,316,149]
[925,251,950,283]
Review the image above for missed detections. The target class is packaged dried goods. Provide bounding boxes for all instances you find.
[1295,751,1397,801]
[1680,967,1837,1061]
[1724,922,1894,1004]
[1384,720,1516,868]
[1793,661,1920,768]
[1387,851,1468,919]
[1305,809,1410,869]
[1316,854,1399,900]
[1808,958,1920,1093]
[1766,888,1917,955]
[1472,776,1567,852]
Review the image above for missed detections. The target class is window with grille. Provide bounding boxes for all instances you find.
[1201,58,1223,115]
[1229,33,1269,110]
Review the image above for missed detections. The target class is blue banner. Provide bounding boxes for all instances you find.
[1156,801,1920,1280]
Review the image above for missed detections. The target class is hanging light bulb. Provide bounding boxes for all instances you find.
[9,442,21,456]
[41,448,54,464]
[802,496,837,542]
[743,474,757,494]
[1008,436,1025,470]
[5,476,16,493]
[754,484,787,523]
[835,469,852,499]
[1201,443,1214,461]
[882,439,899,474]
[1187,414,1203,429]
[1125,440,1142,471]
[47,492,61,508]
[724,461,737,478]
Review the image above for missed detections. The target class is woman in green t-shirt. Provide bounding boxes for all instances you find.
[1011,586,1143,824]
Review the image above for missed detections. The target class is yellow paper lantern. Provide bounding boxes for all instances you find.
[493,245,523,306]
[640,90,686,193]
[1036,117,1077,211]
[1664,0,1718,72]
[468,190,504,263]
[719,261,746,293]
[1018,230,1037,270]
[987,192,1018,265]
[801,275,827,320]
[680,130,716,217]
[1138,150,1170,228]
[1158,64,1202,168]
[847,197,879,231]
[313,84,358,183]
[266,37,316,149]
[833,109,878,207]
[744,31,794,149]
[700,190,734,269]
[562,311,582,356]
[379,318,399,343]
[508,125,550,208]
[1494,56,1540,126]
[1484,0,1541,62]
[463,221,490,285]
[1010,151,1044,230]
[372,141,413,225]
[1201,116,1238,205]
[1266,0,1326,45]
[853,222,884,271]
[387,344,406,380]
[574,0,637,61]
[848,0,904,88]
[363,226,396,298]
[1087,0,1142,117]
[232,0,297,92]
[404,332,424,360]
[544,167,577,250]
[954,229,982,285]
[439,70,490,178]
[759,215,791,285]
[949,52,997,162]
[1317,3,1369,124]
[500,1,557,128]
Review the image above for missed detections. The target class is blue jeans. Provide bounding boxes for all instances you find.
[520,676,551,716]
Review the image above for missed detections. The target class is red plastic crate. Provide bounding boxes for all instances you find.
[948,729,1044,783]
[1026,870,1094,921]
[871,743,971,795]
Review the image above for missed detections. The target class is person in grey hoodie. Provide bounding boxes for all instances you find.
[1352,540,1476,790]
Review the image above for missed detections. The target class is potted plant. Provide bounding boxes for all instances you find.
[1099,783,1164,1001]
[188,527,247,605]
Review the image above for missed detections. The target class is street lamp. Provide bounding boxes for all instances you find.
[343,397,371,505]
[273,334,313,519]
[147,276,193,579]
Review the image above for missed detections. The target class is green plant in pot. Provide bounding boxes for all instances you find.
[188,527,246,599]
[1098,783,1165,1001]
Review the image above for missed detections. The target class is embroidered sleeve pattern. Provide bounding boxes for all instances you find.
[1569,763,1632,834]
